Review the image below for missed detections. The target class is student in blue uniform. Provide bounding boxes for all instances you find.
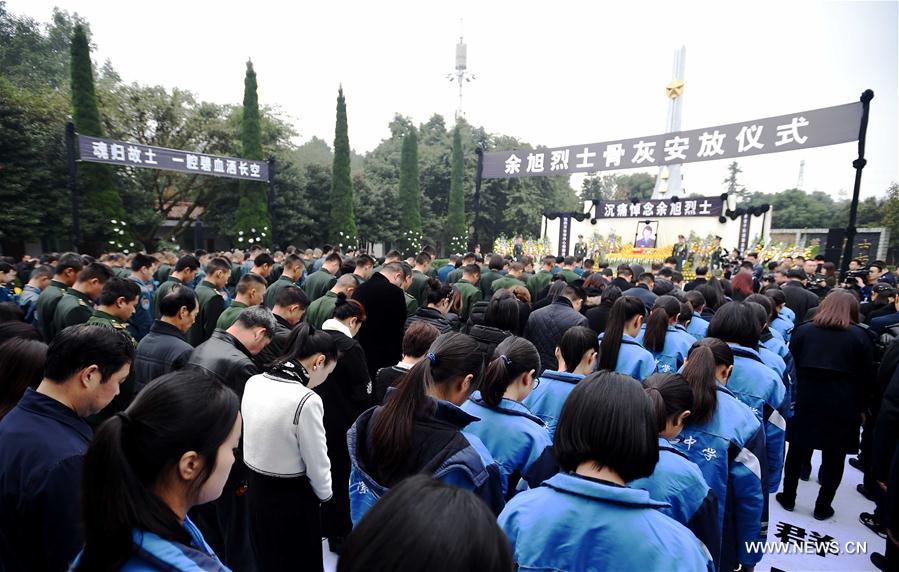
[498,371,713,572]
[684,291,710,341]
[708,302,787,493]
[462,337,556,498]
[72,370,240,571]
[747,293,798,411]
[637,296,695,373]
[347,332,504,525]
[746,300,793,402]
[765,289,795,342]
[523,326,597,438]
[597,296,655,381]
[629,373,720,565]
[678,338,767,572]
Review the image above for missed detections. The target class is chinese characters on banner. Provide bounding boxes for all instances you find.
[76,134,271,183]
[738,213,752,251]
[482,102,862,178]
[558,215,572,256]
[595,196,724,219]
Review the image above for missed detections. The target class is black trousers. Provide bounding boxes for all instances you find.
[248,472,323,572]
[782,445,846,508]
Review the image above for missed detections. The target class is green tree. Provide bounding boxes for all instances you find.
[723,161,748,203]
[447,125,466,253]
[329,87,357,248]
[397,126,423,255]
[70,23,126,253]
[613,173,656,201]
[580,174,619,202]
[233,60,271,247]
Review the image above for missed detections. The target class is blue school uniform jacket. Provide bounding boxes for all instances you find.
[727,344,787,493]
[629,438,721,565]
[687,313,710,340]
[523,370,584,438]
[673,386,767,570]
[780,306,796,323]
[461,392,557,497]
[761,331,796,411]
[499,473,713,572]
[636,325,695,374]
[597,332,656,381]
[346,397,504,526]
[770,313,794,342]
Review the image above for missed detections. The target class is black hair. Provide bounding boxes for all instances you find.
[173,254,200,272]
[370,332,484,478]
[695,266,709,276]
[275,285,309,310]
[158,286,198,317]
[75,371,240,571]
[643,373,693,434]
[425,278,453,306]
[558,326,598,373]
[695,283,722,310]
[0,302,24,323]
[764,288,786,308]
[270,323,339,370]
[415,253,431,266]
[0,321,40,345]
[707,301,759,349]
[130,253,156,272]
[283,253,304,270]
[676,302,693,326]
[254,253,275,267]
[462,264,481,277]
[488,255,504,271]
[480,337,540,407]
[643,295,681,353]
[485,290,519,333]
[54,252,84,276]
[681,338,734,424]
[657,267,674,279]
[684,290,706,312]
[745,302,769,337]
[0,338,48,419]
[598,297,646,371]
[601,285,622,304]
[44,324,134,384]
[616,264,633,277]
[77,262,114,284]
[98,277,141,306]
[236,272,267,295]
[205,257,231,275]
[554,371,657,481]
[563,256,575,266]
[29,265,54,281]
[664,256,678,265]
[338,474,513,572]
[745,293,773,323]
[324,252,343,265]
[402,321,440,358]
[355,254,375,268]
[637,272,655,284]
[334,292,367,322]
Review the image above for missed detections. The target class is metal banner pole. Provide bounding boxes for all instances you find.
[840,89,874,276]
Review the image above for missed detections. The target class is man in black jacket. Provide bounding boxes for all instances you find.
[684,266,709,292]
[524,285,589,371]
[623,272,658,311]
[353,262,408,379]
[257,285,308,365]
[186,306,276,572]
[610,264,633,292]
[133,285,198,391]
[782,268,820,324]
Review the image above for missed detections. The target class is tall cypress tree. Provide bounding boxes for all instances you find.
[70,24,126,254]
[398,127,422,256]
[329,87,356,248]
[447,125,466,254]
[234,60,271,247]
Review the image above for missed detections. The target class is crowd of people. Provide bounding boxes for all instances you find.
[0,243,896,571]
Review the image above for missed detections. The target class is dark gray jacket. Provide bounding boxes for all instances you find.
[524,297,589,372]
[133,320,193,391]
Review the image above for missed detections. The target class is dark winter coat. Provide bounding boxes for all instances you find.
[469,324,513,362]
[186,330,258,399]
[524,297,589,372]
[133,320,193,390]
[781,281,819,324]
[787,321,874,452]
[353,272,407,379]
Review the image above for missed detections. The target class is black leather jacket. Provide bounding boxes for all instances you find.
[185,329,258,398]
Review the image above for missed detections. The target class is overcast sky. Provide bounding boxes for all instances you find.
[11,0,898,199]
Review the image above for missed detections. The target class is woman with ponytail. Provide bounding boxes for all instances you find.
[629,373,720,565]
[73,370,240,571]
[524,326,597,438]
[677,338,767,572]
[347,332,503,524]
[404,278,456,334]
[243,324,339,571]
[597,296,655,381]
[462,337,557,498]
[708,301,787,495]
[317,293,372,551]
[636,295,695,373]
